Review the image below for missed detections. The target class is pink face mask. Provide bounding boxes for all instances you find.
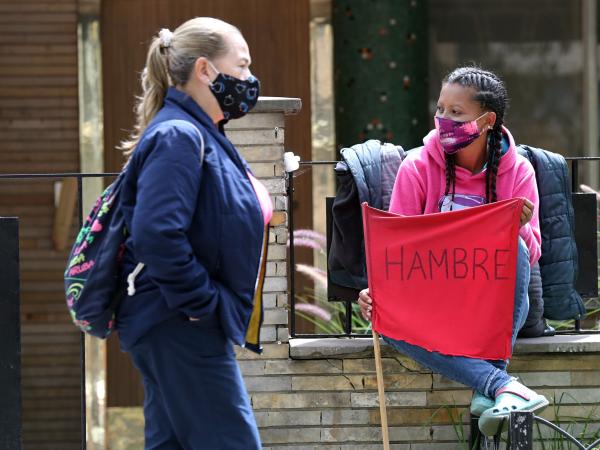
[434,113,489,154]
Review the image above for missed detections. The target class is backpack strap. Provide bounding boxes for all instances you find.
[193,122,206,165]
[161,119,206,164]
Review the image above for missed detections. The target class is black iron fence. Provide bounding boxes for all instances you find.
[287,157,600,338]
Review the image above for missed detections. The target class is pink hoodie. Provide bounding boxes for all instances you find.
[389,126,541,265]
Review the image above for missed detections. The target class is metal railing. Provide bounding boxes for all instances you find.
[286,160,363,338]
[288,156,600,338]
[470,411,600,449]
[566,157,600,334]
[0,172,119,450]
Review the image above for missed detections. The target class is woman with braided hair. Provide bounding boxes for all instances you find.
[358,66,548,436]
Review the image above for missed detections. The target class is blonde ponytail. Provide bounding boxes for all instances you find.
[121,17,238,159]
[120,37,170,157]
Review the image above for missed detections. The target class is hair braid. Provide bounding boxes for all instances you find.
[444,153,457,210]
[487,125,502,202]
[444,153,453,197]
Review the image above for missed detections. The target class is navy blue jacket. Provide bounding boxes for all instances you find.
[117,87,265,351]
[328,140,405,290]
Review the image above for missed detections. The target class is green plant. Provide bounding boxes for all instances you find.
[535,391,600,450]
[294,291,371,335]
[547,299,600,332]
[291,229,371,334]
[429,404,474,450]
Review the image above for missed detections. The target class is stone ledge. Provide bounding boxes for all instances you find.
[513,333,600,353]
[289,334,600,359]
[253,97,302,115]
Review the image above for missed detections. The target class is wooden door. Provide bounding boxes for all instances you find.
[101,0,311,406]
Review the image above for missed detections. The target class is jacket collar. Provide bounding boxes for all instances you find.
[163,87,250,173]
[164,87,217,131]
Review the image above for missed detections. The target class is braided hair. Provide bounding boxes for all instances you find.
[442,67,508,204]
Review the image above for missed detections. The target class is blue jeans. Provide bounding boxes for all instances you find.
[382,238,530,399]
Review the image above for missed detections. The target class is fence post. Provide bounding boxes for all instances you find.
[0,217,22,449]
[468,414,482,450]
[509,411,533,450]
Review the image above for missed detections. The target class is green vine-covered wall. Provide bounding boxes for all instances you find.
[333,0,429,151]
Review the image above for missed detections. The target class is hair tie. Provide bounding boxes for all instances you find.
[158,28,173,48]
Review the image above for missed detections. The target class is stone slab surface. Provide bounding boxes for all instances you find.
[253,97,302,114]
[289,334,600,359]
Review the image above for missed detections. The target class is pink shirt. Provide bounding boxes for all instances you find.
[248,172,273,226]
[388,126,541,265]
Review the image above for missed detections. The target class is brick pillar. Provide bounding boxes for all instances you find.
[333,0,429,150]
[226,97,302,345]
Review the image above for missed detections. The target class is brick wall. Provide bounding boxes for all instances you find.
[237,342,600,449]
[226,104,293,345]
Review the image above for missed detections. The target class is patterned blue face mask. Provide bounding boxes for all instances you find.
[208,61,260,120]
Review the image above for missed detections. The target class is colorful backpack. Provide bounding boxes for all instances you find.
[65,120,204,337]
[64,173,141,338]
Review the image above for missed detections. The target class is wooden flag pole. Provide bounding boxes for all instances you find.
[373,329,391,450]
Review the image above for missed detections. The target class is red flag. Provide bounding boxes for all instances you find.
[362,198,524,360]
